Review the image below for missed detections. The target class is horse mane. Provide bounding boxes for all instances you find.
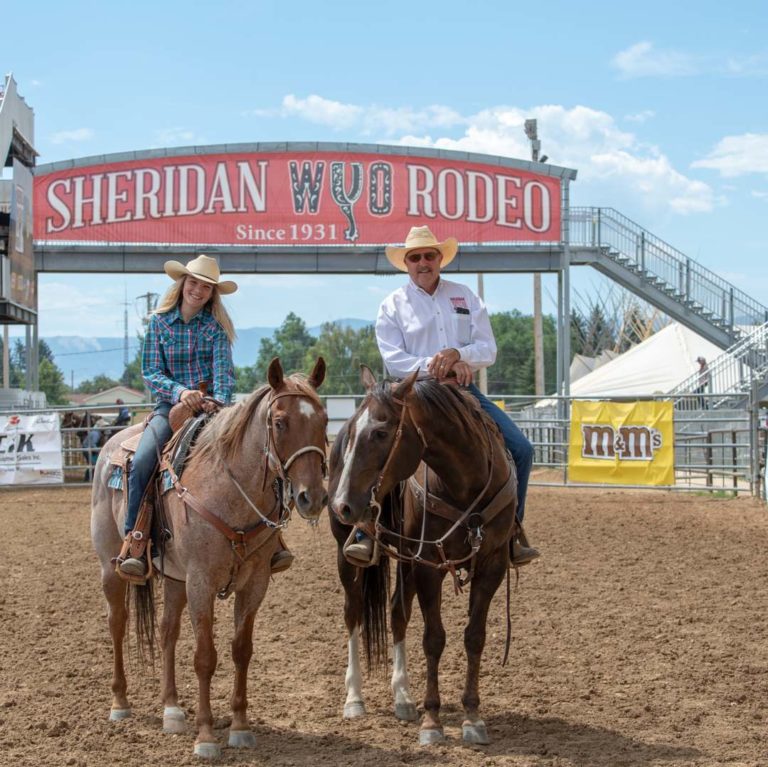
[372,378,501,449]
[192,374,323,463]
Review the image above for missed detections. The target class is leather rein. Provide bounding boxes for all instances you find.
[163,389,326,595]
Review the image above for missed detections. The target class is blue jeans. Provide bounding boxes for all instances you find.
[467,384,533,524]
[125,402,173,536]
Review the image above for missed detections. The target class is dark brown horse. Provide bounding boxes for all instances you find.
[91,358,328,759]
[329,367,517,746]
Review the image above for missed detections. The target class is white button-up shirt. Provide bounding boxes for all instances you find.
[375,278,497,379]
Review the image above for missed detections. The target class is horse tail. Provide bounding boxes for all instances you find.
[361,556,389,672]
[127,579,157,664]
[127,493,171,663]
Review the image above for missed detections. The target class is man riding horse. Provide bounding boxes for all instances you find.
[344,225,539,567]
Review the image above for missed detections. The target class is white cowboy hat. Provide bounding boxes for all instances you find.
[385,226,459,272]
[163,254,238,294]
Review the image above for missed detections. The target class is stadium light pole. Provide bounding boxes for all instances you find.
[525,119,546,397]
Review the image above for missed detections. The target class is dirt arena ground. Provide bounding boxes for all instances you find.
[1,485,767,767]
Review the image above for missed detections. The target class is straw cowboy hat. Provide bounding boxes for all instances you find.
[163,254,238,294]
[385,226,459,272]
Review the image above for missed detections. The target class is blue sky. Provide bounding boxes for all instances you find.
[4,0,767,348]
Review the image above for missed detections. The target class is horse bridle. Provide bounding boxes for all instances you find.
[361,388,505,579]
[368,393,427,516]
[168,388,325,544]
[262,390,328,511]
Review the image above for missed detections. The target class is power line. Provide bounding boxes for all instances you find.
[54,344,140,357]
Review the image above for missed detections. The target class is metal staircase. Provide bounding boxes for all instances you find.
[569,207,768,350]
[667,321,768,408]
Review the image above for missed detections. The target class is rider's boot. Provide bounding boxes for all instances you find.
[270,533,294,574]
[343,531,374,566]
[510,524,540,568]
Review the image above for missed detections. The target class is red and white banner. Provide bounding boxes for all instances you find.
[34,151,562,247]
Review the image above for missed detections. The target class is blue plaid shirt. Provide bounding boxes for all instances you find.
[142,306,235,405]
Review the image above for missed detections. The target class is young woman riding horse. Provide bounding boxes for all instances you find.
[117,255,294,578]
[91,356,328,759]
[330,367,518,746]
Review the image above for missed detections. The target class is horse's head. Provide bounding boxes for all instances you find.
[61,411,83,429]
[266,356,329,520]
[329,367,424,525]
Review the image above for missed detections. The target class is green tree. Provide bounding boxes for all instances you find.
[120,334,145,392]
[7,338,71,403]
[77,373,119,393]
[39,358,69,405]
[234,363,260,393]
[576,304,616,357]
[488,311,557,395]
[307,322,382,394]
[254,313,317,381]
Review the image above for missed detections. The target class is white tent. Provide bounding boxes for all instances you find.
[563,323,724,398]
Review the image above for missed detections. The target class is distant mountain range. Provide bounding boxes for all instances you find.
[45,318,372,387]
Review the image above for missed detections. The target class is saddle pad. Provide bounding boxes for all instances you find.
[120,431,142,453]
[108,465,125,491]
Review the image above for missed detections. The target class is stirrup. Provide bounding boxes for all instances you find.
[342,528,380,567]
[114,535,153,584]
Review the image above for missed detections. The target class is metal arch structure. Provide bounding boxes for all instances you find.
[33,142,579,398]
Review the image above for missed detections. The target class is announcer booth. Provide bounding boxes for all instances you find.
[33,142,578,396]
[0,74,40,401]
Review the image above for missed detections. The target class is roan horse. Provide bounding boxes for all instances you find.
[329,367,518,746]
[91,357,328,759]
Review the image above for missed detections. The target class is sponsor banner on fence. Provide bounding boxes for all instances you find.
[568,400,674,486]
[0,413,63,485]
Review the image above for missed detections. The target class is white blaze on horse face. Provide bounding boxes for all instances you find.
[336,408,370,501]
[299,399,315,419]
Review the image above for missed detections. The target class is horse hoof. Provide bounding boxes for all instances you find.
[394,702,418,721]
[343,700,366,719]
[419,728,445,745]
[193,741,221,759]
[228,729,257,748]
[462,720,490,744]
[163,706,186,734]
[109,708,131,721]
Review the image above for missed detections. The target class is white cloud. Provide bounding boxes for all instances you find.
[395,104,714,214]
[280,94,363,129]
[50,128,94,144]
[612,41,699,78]
[260,93,464,136]
[625,110,655,123]
[725,52,768,77]
[752,190,768,200]
[693,133,768,177]
[152,128,204,147]
[256,95,716,215]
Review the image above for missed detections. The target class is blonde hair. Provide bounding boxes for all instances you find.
[154,276,237,342]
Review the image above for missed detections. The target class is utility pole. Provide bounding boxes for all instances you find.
[525,119,546,397]
[135,291,158,329]
[122,289,130,368]
[2,325,8,389]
